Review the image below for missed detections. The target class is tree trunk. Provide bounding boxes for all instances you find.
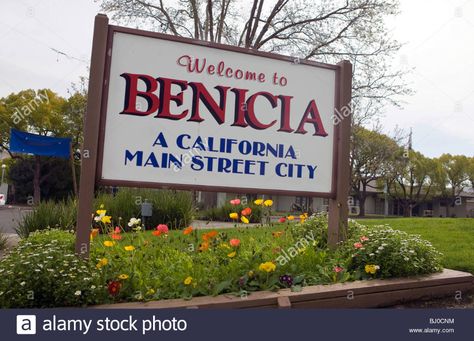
[358,195,366,217]
[403,204,412,217]
[445,199,451,217]
[33,155,41,205]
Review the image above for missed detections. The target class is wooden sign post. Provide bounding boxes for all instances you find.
[75,14,352,257]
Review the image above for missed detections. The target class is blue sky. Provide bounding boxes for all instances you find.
[0,0,473,158]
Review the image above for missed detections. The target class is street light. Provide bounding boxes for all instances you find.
[1,164,6,184]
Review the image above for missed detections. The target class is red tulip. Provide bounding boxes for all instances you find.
[230,198,241,205]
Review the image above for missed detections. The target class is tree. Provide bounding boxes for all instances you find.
[433,154,471,217]
[350,125,398,216]
[0,89,85,204]
[385,150,435,217]
[468,157,474,190]
[99,0,411,124]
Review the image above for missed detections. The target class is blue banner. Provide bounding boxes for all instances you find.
[9,128,71,158]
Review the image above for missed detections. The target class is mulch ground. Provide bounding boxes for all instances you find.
[390,292,474,308]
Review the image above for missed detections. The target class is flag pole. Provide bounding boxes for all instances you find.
[70,141,78,197]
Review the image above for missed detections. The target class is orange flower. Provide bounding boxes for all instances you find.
[111,233,122,240]
[272,231,283,238]
[183,226,193,235]
[90,228,99,239]
[202,230,218,241]
[229,238,240,247]
[198,241,209,251]
[241,207,252,216]
[152,230,162,236]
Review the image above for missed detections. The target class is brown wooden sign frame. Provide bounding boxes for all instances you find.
[75,14,352,257]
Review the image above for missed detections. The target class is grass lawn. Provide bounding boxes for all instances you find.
[357,218,474,274]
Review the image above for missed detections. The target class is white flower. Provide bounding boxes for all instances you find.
[74,290,81,296]
[91,285,96,289]
[20,281,26,286]
[128,217,141,227]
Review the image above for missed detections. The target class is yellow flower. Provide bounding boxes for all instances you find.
[184,276,193,285]
[365,264,379,275]
[118,274,129,280]
[254,199,264,206]
[263,199,273,207]
[146,288,155,295]
[103,241,115,247]
[227,251,236,258]
[101,215,112,224]
[287,215,295,221]
[124,245,135,251]
[241,216,249,224]
[229,212,239,220]
[248,270,254,277]
[219,243,230,249]
[96,258,108,269]
[259,261,276,273]
[96,209,106,215]
[99,204,104,209]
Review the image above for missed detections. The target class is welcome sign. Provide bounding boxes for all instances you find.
[75,15,351,256]
[97,27,341,196]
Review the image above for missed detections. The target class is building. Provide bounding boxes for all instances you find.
[197,187,474,218]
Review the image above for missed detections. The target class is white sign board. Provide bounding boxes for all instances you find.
[100,30,338,195]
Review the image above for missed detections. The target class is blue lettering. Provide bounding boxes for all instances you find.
[125,150,143,166]
[152,132,168,147]
[177,134,191,149]
[191,156,204,171]
[276,163,287,177]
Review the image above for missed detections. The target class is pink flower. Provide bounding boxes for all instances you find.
[229,239,241,247]
[360,236,369,242]
[156,224,169,234]
[230,199,241,205]
[333,266,343,273]
[353,242,363,249]
[279,217,286,223]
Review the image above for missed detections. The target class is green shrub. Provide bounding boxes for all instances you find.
[0,229,8,251]
[15,198,77,238]
[198,202,262,223]
[16,188,195,237]
[0,229,107,308]
[291,213,358,249]
[95,188,194,230]
[337,222,443,279]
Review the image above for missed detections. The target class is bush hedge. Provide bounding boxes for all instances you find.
[16,188,195,237]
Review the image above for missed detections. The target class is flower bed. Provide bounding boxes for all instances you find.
[0,203,443,308]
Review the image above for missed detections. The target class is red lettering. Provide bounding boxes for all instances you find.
[245,92,277,130]
[120,73,160,116]
[177,55,206,73]
[188,82,230,124]
[155,77,188,120]
[230,88,249,127]
[277,95,294,132]
[295,100,328,136]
